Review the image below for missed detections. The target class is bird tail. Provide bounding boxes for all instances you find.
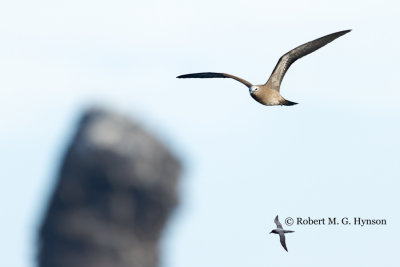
[282,99,298,106]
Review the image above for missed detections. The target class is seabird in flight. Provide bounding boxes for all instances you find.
[177,30,351,106]
[270,215,294,252]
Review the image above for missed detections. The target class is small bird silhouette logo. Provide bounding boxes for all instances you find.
[177,30,351,106]
[270,215,294,252]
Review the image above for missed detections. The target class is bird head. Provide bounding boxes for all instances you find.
[249,86,260,94]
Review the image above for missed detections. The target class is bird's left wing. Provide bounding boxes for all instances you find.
[177,72,253,88]
[265,30,351,91]
[274,215,283,229]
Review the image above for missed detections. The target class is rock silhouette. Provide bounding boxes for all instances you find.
[38,108,181,267]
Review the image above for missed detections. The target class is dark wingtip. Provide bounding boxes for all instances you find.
[338,29,352,36]
[177,74,197,78]
[176,73,199,79]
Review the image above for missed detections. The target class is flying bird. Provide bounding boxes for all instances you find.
[177,30,351,106]
[270,215,294,252]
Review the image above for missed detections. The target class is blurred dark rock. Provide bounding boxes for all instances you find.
[38,108,181,267]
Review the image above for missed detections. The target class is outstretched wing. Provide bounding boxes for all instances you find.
[279,233,288,252]
[266,29,351,91]
[177,72,253,88]
[274,215,283,229]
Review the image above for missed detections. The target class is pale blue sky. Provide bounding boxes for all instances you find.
[1,1,399,267]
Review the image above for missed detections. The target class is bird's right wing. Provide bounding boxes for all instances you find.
[177,72,253,88]
[279,233,288,252]
[265,30,351,91]
[274,215,283,229]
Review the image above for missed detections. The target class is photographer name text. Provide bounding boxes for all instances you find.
[285,217,387,227]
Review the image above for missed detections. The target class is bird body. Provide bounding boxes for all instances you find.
[270,215,294,252]
[250,86,293,106]
[177,30,351,106]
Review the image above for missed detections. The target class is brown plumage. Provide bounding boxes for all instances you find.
[177,30,351,106]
